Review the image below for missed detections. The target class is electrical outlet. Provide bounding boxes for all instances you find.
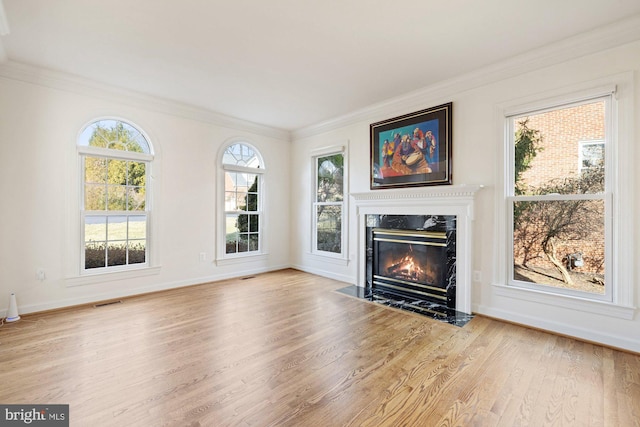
[473,270,482,282]
[199,252,206,262]
[36,269,46,281]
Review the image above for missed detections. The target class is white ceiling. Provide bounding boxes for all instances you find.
[2,0,640,131]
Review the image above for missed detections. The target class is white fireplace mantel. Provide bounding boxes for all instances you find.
[351,184,483,314]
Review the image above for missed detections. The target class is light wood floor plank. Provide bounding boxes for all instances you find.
[0,269,638,426]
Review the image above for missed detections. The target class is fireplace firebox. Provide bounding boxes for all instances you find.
[373,228,448,300]
[366,214,457,316]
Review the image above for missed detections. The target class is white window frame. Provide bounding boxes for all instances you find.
[493,76,635,319]
[506,95,611,302]
[311,145,347,261]
[217,140,266,264]
[77,118,155,276]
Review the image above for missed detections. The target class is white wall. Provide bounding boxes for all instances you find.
[291,40,640,352]
[0,71,291,315]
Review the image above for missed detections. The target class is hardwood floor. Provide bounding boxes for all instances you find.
[1,269,638,426]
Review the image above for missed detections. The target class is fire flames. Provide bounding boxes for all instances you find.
[386,254,427,282]
[383,244,440,284]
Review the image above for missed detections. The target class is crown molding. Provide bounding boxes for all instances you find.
[2,12,639,143]
[292,13,640,140]
[0,60,291,141]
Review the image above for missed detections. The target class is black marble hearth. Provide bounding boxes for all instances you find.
[335,285,474,327]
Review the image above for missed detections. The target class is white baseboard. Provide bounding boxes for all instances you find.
[473,303,640,353]
[0,264,291,318]
[289,263,354,286]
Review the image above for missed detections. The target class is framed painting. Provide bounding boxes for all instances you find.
[370,102,452,189]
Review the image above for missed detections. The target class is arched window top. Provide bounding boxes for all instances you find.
[222,142,263,169]
[78,119,152,154]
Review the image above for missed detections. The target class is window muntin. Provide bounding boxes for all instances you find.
[508,97,609,298]
[222,143,260,168]
[84,158,146,211]
[313,153,344,255]
[78,120,151,153]
[79,119,152,272]
[222,143,263,256]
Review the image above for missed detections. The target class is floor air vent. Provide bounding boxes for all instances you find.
[93,300,123,308]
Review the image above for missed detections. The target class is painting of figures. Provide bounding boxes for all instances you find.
[371,103,452,189]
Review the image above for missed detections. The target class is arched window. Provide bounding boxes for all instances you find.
[221,142,264,256]
[78,119,154,272]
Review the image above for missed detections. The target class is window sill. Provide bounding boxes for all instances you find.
[65,265,162,287]
[493,283,636,320]
[306,252,350,266]
[216,252,268,266]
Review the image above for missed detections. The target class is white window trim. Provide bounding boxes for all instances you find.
[216,139,267,264]
[67,117,159,284]
[66,265,162,287]
[78,145,153,162]
[310,144,348,262]
[493,74,635,319]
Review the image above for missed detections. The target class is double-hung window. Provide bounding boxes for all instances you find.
[78,119,153,273]
[312,150,345,257]
[506,93,612,300]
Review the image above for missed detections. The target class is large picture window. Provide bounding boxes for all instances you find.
[313,152,345,256]
[506,96,610,300]
[221,142,264,256]
[78,119,153,272]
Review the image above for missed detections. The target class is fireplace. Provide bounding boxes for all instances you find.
[352,185,483,316]
[366,215,457,315]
